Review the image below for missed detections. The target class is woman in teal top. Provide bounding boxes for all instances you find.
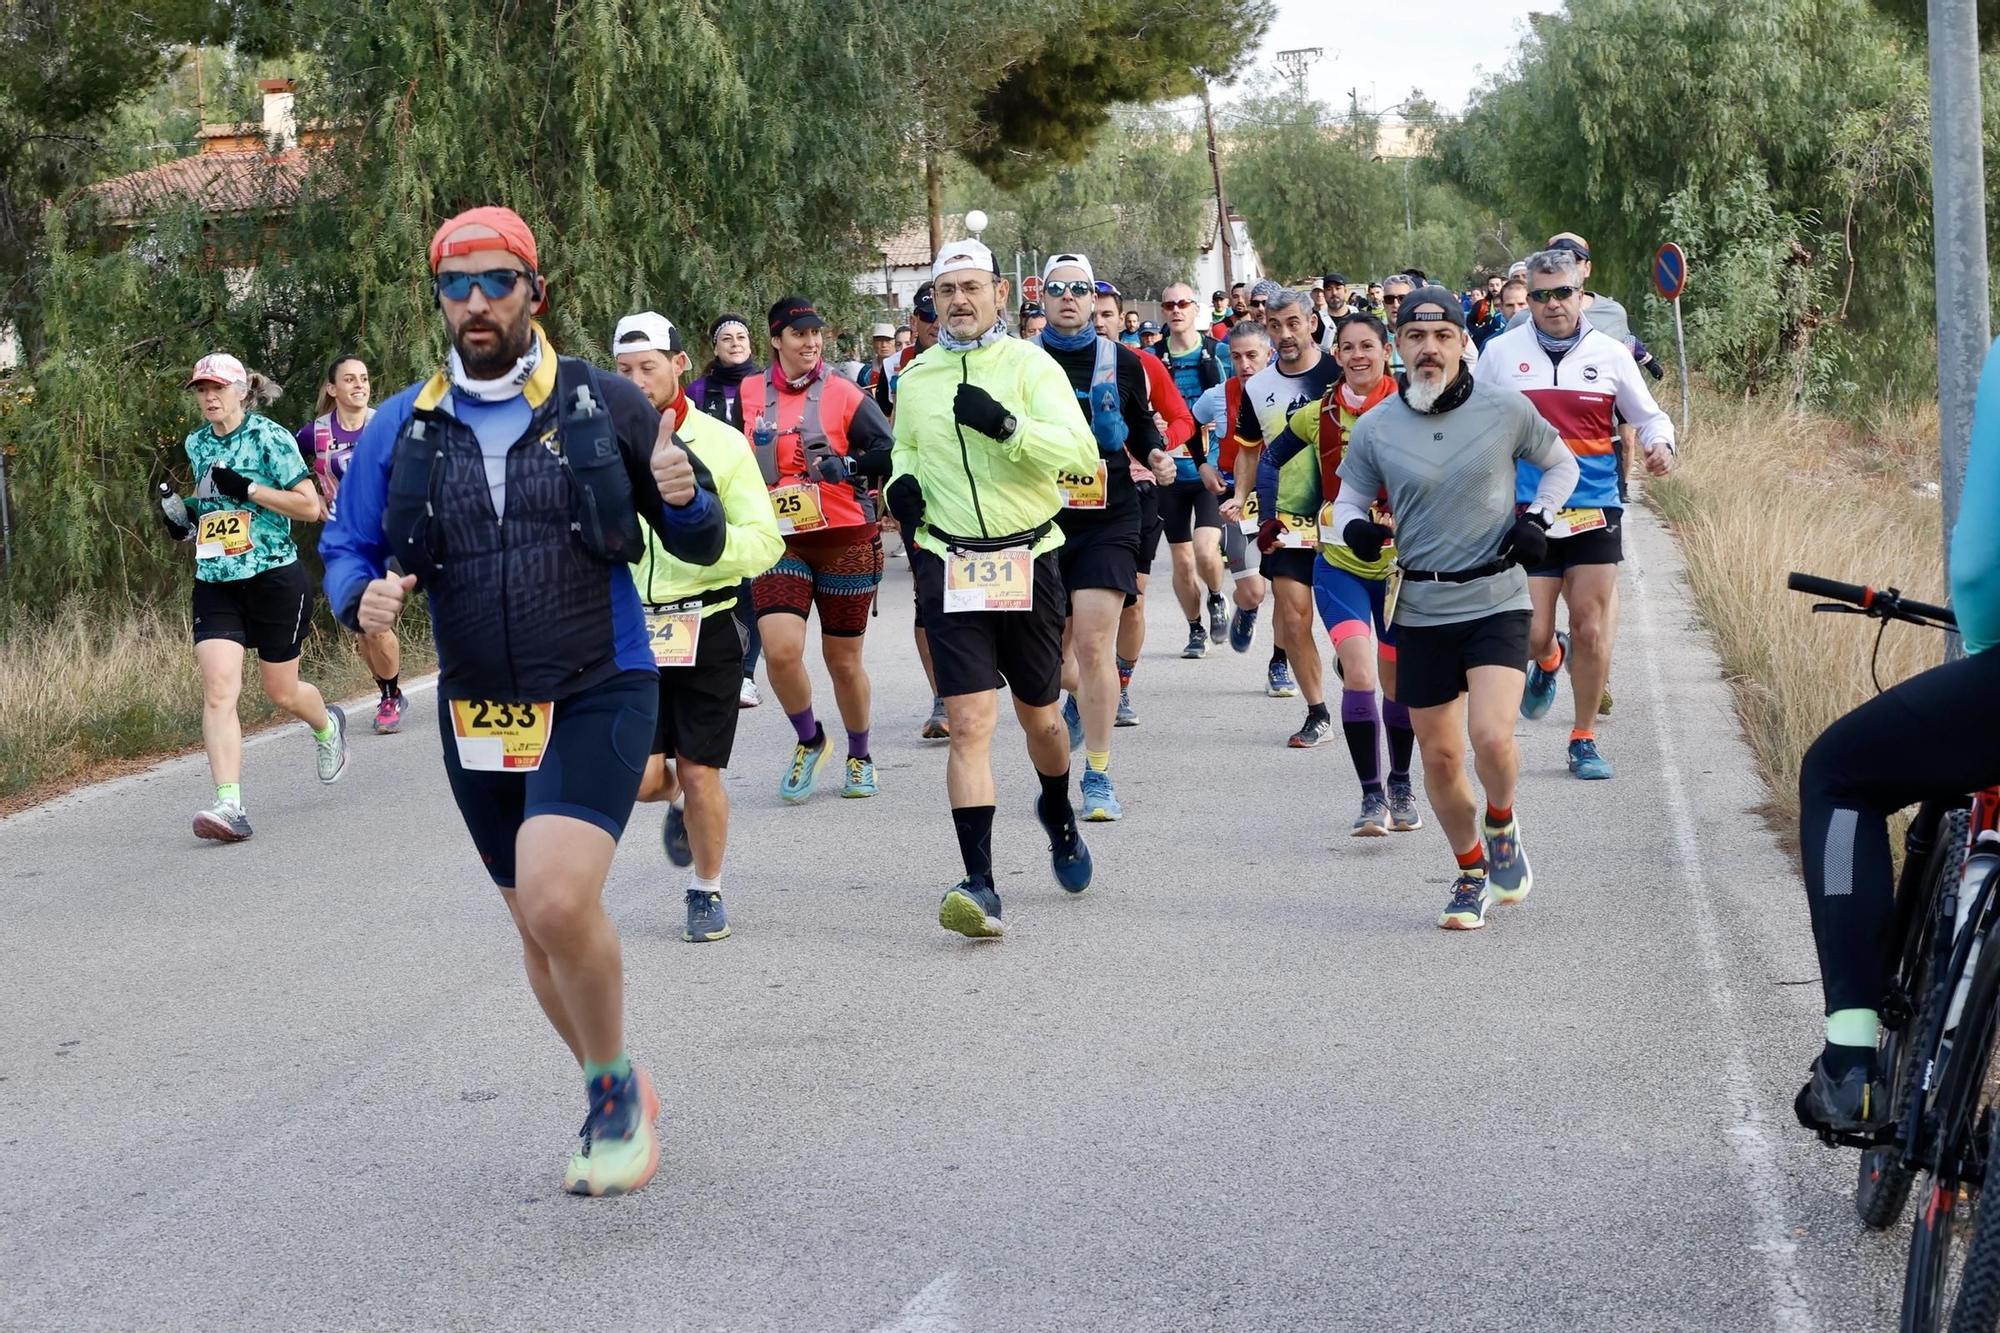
[158,352,350,843]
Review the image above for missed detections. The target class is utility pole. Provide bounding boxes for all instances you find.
[1200,81,1233,289]
[1930,0,1989,614]
[1275,47,1322,91]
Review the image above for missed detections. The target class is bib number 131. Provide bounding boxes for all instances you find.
[944,546,1033,613]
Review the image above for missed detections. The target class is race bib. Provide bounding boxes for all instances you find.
[1319,502,1396,550]
[1383,567,1404,626]
[195,509,253,561]
[1057,463,1108,510]
[944,546,1033,613]
[1276,512,1316,550]
[770,483,826,535]
[1549,507,1607,539]
[645,603,702,668]
[450,700,554,772]
[1237,492,1260,534]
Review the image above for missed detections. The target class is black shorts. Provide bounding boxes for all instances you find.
[1161,478,1223,544]
[1527,508,1623,576]
[1393,610,1532,710]
[191,560,314,664]
[653,610,747,768]
[1057,517,1141,598]
[439,670,657,888]
[911,548,1066,706]
[1259,547,1316,585]
[1136,482,1165,572]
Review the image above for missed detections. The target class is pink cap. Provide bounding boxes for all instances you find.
[186,352,248,388]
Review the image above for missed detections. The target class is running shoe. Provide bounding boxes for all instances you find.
[1266,659,1298,698]
[938,878,1005,938]
[1795,1053,1891,1134]
[1080,769,1123,822]
[193,800,252,843]
[1385,778,1423,832]
[1438,873,1493,930]
[842,756,878,798]
[779,728,829,803]
[1568,737,1615,781]
[1351,790,1390,836]
[1182,625,1208,659]
[373,692,404,735]
[683,889,730,943]
[315,704,349,784]
[662,803,692,867]
[739,677,761,709]
[1521,629,1568,721]
[1062,694,1084,751]
[1288,712,1331,748]
[564,1067,661,1196]
[1229,606,1259,654]
[1207,593,1228,645]
[1598,687,1614,717]
[1114,688,1138,727]
[1485,820,1533,905]
[920,696,950,740]
[1039,807,1094,894]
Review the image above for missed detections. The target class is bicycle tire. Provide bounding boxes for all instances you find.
[1952,1115,2000,1331]
[1866,812,1974,1229]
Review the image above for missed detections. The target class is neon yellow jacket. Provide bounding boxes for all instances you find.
[889,334,1097,559]
[635,400,784,617]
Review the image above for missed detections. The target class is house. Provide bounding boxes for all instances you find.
[1192,212,1262,302]
[851,217,960,314]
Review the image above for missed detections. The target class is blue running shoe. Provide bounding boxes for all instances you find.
[779,727,829,803]
[1080,768,1123,821]
[841,756,878,798]
[1266,659,1298,698]
[1522,629,1568,720]
[1038,805,1094,893]
[1229,606,1258,653]
[1438,873,1493,930]
[1568,737,1614,780]
[939,878,1005,938]
[662,802,692,867]
[683,889,731,943]
[1061,694,1084,751]
[1484,819,1533,905]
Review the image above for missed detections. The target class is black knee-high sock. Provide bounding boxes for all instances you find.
[951,805,996,884]
[1035,769,1073,829]
[1383,699,1415,779]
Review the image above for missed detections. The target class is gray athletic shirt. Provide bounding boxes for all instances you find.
[1337,377,1573,627]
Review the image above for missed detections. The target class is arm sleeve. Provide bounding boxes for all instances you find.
[1331,480,1377,535]
[842,394,897,481]
[614,386,727,567]
[1610,350,1675,451]
[1003,351,1100,475]
[1332,427,1383,532]
[319,405,398,630]
[1256,404,1317,521]
[1142,355,1197,456]
[1120,356,1164,466]
[1514,410,1579,516]
[1952,336,2000,654]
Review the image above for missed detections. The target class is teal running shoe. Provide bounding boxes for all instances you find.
[1522,630,1568,720]
[779,728,829,803]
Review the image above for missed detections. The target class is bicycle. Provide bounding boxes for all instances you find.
[1789,572,2000,1331]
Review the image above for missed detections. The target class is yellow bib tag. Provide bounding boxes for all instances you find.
[1237,491,1260,534]
[1277,512,1317,550]
[1057,462,1108,510]
[1551,507,1607,538]
[450,700,554,772]
[944,546,1034,613]
[196,509,253,561]
[1383,567,1404,626]
[771,483,826,534]
[1317,501,1341,547]
[645,604,702,668]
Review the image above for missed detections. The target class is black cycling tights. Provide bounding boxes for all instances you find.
[1800,647,2000,1015]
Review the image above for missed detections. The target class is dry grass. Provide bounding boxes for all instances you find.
[1650,392,1947,829]
[0,599,432,808]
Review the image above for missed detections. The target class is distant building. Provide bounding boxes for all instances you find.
[851,217,960,314]
[1193,212,1262,302]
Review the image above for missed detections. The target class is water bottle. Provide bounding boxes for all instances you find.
[158,483,191,539]
[1945,830,2000,1030]
[751,420,780,485]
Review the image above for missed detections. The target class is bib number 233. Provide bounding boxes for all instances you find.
[450,699,554,772]
[944,546,1033,613]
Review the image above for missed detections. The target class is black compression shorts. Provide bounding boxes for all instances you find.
[1161,478,1223,544]
[191,561,314,664]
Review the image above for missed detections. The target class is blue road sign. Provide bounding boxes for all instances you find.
[1653,242,1688,301]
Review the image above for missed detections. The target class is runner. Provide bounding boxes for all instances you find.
[1502,233,1631,341]
[1254,312,1419,833]
[895,281,953,741]
[884,237,1098,938]
[163,352,348,843]
[611,311,785,944]
[295,353,404,733]
[1238,289,1340,742]
[1197,321,1275,655]
[1034,254,1172,821]
[689,313,765,707]
[1209,289,1233,333]
[321,206,726,1193]
[1151,281,1231,658]
[1019,302,1047,338]
[1380,275,1415,373]
[741,294,897,803]
[1480,247,1674,780]
[1331,285,1578,929]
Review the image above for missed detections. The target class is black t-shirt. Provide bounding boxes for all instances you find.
[1040,338,1163,535]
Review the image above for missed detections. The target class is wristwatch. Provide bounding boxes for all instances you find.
[997,414,1019,442]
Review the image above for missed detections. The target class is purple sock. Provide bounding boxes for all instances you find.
[1341,688,1382,792]
[847,729,871,761]
[1383,698,1415,779]
[788,707,818,746]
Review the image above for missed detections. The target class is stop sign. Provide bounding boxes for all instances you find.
[1022,275,1042,303]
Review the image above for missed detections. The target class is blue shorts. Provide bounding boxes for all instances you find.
[1313,559,1397,657]
[438,670,658,888]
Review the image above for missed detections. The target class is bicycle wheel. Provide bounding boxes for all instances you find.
[1952,1114,2000,1331]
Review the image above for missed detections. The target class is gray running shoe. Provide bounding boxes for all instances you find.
[193,800,252,843]
[316,705,349,784]
[1351,791,1390,837]
[1182,625,1208,659]
[1115,688,1138,727]
[1385,778,1423,831]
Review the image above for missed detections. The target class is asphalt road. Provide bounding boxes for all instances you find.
[3,504,1915,1331]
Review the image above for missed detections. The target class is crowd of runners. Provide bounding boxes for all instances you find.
[156,205,1681,1196]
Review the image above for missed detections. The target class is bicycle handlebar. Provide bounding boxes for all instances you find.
[1787,571,1957,628]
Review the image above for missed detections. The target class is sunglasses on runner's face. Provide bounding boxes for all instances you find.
[1250,299,1268,309]
[1160,299,1197,311]
[1042,280,1096,299]
[434,269,533,302]
[1528,285,1579,304]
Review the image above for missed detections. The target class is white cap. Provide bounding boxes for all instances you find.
[870,322,896,339]
[932,238,998,284]
[611,311,682,356]
[186,352,248,388]
[1041,252,1095,287]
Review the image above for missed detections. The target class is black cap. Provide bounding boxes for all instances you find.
[1211,290,1226,301]
[911,281,936,321]
[1324,272,1347,287]
[1019,301,1044,317]
[1393,284,1468,331]
[768,295,824,336]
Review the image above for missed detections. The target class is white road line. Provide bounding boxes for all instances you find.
[1628,544,1817,1333]
[869,1272,964,1333]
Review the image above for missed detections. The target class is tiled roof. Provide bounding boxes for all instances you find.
[876,216,962,268]
[85,148,320,224]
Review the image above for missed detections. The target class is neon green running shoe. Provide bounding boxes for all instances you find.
[563,1067,661,1197]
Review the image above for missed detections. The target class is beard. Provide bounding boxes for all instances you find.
[452,312,534,379]
[1404,367,1447,412]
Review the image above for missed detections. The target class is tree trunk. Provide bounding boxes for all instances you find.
[925,144,943,261]
[1201,83,1232,289]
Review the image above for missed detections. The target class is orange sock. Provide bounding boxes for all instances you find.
[1537,642,1564,672]
[1455,843,1486,870]
[1570,728,1595,743]
[1485,803,1513,826]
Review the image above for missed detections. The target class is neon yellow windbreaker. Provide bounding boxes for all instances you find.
[635,400,784,617]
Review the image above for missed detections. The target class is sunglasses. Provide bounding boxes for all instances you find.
[1160,299,1197,311]
[1250,299,1268,309]
[434,268,532,302]
[1042,280,1096,299]
[1527,286,1579,304]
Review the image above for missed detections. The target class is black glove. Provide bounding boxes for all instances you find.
[156,483,193,542]
[1342,518,1393,563]
[1498,511,1552,567]
[952,383,1013,440]
[887,473,925,536]
[209,465,252,502]
[813,451,851,485]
